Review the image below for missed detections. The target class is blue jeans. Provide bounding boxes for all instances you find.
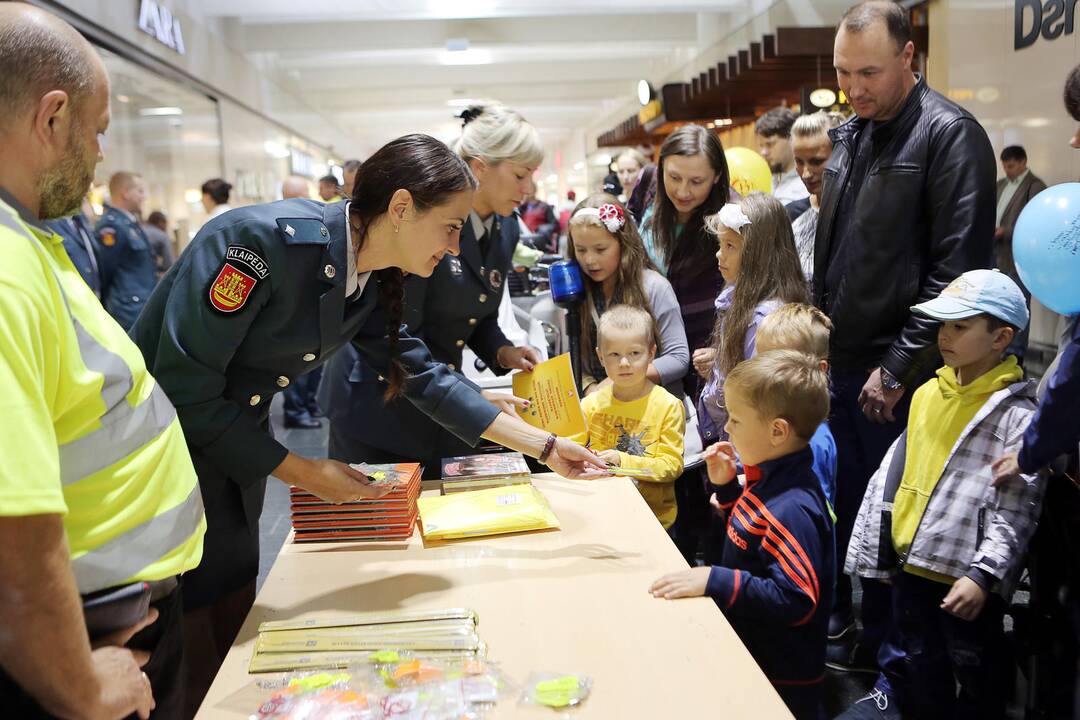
[887,572,1010,719]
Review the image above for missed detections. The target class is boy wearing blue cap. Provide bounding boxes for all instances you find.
[841,269,1047,720]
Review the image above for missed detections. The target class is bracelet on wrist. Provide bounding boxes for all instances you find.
[538,433,558,463]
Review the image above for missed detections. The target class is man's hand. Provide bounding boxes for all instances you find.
[496,345,541,372]
[649,567,711,599]
[597,449,621,467]
[287,458,394,504]
[91,606,159,666]
[941,576,988,621]
[544,438,610,479]
[481,390,530,419]
[90,646,155,720]
[991,453,1022,488]
[692,348,717,379]
[704,442,737,486]
[858,368,905,424]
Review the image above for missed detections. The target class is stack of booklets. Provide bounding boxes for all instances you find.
[290,462,422,542]
[440,451,531,494]
[249,607,484,673]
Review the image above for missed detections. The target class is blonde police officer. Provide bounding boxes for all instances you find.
[0,6,204,718]
[131,134,608,711]
[320,103,543,474]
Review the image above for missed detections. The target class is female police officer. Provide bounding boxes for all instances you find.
[130,134,605,711]
[320,103,543,475]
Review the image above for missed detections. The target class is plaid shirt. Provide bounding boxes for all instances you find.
[845,378,1045,599]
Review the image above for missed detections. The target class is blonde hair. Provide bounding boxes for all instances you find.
[453,102,544,168]
[598,304,656,348]
[617,148,648,169]
[756,303,833,361]
[109,171,141,196]
[725,349,829,440]
[791,111,847,140]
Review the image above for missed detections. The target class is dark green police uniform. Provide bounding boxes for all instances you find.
[130,198,500,608]
[318,212,519,475]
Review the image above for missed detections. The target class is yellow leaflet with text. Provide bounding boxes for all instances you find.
[512,353,586,437]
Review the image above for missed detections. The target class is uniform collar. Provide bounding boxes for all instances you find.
[469,209,496,240]
[341,201,371,297]
[106,203,139,224]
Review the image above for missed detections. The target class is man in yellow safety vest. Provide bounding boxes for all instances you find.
[0,5,205,719]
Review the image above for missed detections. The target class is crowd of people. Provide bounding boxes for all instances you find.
[2,1,1080,719]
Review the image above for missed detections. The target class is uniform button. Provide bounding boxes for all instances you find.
[456,339,465,348]
[277,376,290,388]
[479,293,488,303]
[249,394,261,406]
[324,264,336,278]
[302,353,316,361]
[320,226,329,237]
[468,317,477,326]
[447,364,456,371]
[132,295,140,302]
[377,374,385,382]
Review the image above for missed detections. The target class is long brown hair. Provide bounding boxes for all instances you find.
[348,134,477,400]
[566,194,658,366]
[647,125,730,276]
[708,192,808,377]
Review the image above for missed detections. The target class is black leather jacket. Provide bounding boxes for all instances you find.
[813,76,996,385]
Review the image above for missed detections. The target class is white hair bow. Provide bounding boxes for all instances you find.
[716,203,752,233]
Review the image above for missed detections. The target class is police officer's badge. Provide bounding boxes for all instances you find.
[488,268,502,290]
[99,228,116,247]
[209,246,270,313]
[448,257,463,275]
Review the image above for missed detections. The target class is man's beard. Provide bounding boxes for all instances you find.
[39,124,94,220]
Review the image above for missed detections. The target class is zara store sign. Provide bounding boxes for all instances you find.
[138,0,186,55]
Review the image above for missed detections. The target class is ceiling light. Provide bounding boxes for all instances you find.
[263,141,291,159]
[439,48,491,66]
[637,80,655,107]
[138,106,182,116]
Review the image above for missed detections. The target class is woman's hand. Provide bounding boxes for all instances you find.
[275,455,394,504]
[991,453,1022,488]
[482,390,530,419]
[692,348,717,379]
[496,345,541,371]
[544,438,610,479]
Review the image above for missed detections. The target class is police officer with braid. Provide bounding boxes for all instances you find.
[320,103,543,475]
[130,133,608,713]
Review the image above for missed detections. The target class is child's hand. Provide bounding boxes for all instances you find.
[709,493,721,512]
[649,567,711,599]
[941,577,987,621]
[704,442,737,486]
[692,348,717,379]
[597,449,621,467]
[991,453,1022,488]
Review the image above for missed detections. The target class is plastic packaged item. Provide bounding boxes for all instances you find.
[519,673,593,710]
[418,484,560,541]
[254,671,377,720]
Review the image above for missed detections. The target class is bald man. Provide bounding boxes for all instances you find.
[281,174,310,200]
[96,170,157,329]
[0,5,205,719]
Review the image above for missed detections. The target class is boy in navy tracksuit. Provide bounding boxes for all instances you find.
[652,349,834,719]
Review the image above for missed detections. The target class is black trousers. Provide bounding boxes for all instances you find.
[0,583,185,720]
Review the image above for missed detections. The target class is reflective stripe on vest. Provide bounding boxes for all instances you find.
[0,207,203,593]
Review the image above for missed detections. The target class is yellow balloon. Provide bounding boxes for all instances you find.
[725,147,772,196]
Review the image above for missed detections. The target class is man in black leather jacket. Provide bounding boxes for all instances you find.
[813,1,996,707]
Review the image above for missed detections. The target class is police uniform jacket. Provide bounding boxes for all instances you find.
[46,213,101,296]
[130,198,499,604]
[95,204,157,329]
[318,212,518,466]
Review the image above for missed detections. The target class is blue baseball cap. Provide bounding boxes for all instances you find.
[911,269,1029,330]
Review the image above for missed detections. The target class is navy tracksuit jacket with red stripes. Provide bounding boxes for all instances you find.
[706,446,834,716]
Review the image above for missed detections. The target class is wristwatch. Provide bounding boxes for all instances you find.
[879,367,904,391]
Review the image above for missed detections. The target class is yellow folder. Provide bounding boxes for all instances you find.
[512,353,586,437]
[418,483,560,541]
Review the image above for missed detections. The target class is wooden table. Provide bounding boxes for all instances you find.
[198,474,792,718]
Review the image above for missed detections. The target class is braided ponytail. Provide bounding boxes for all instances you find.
[347,134,478,404]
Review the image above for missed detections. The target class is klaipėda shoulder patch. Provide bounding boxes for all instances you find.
[208,245,269,313]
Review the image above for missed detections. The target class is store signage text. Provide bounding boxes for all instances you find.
[138,0,186,55]
[1014,0,1079,49]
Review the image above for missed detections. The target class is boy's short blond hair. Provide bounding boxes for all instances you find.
[597,304,656,347]
[725,349,829,440]
[756,303,833,361]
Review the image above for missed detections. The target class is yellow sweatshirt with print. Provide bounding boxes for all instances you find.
[892,356,1023,584]
[570,383,685,528]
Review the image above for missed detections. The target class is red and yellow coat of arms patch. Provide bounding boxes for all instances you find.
[209,263,257,312]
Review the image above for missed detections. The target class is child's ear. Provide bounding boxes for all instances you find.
[648,343,657,362]
[770,417,792,447]
[819,359,829,373]
[993,326,1016,352]
[595,346,604,364]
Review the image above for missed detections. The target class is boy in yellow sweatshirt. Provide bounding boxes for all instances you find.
[570,305,685,529]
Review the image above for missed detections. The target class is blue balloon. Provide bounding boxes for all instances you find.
[1014,182,1080,315]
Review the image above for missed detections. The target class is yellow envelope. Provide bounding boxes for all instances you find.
[512,353,586,437]
[418,484,560,541]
